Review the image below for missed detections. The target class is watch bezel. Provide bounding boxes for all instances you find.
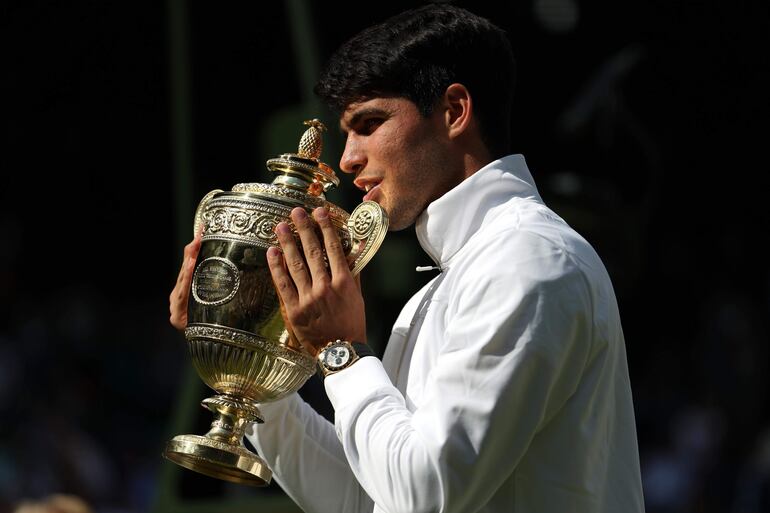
[322,341,353,370]
[317,339,364,377]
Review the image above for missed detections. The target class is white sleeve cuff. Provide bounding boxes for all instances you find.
[324,356,393,412]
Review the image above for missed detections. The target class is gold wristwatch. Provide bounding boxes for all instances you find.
[317,340,375,378]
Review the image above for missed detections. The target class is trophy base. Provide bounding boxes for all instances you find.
[164,434,272,486]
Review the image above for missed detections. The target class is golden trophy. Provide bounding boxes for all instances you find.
[163,120,388,486]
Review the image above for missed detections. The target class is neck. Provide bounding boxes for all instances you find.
[459,140,494,180]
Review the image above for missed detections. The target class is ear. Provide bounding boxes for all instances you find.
[443,83,473,139]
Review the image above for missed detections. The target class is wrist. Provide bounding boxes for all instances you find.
[316,339,375,379]
[305,334,367,358]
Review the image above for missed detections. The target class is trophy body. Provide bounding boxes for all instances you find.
[163,121,387,486]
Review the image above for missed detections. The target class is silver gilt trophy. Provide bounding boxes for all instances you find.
[163,119,388,486]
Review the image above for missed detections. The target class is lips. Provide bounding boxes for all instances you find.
[363,183,381,202]
[354,177,383,202]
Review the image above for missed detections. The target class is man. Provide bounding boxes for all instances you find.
[170,4,644,512]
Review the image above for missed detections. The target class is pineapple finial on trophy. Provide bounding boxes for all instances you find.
[265,119,339,193]
[298,119,326,160]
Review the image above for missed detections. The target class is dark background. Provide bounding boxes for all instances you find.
[2,1,768,512]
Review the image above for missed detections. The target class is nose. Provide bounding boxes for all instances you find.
[339,135,366,175]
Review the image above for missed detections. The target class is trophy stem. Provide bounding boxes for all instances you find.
[163,394,272,486]
[202,395,263,445]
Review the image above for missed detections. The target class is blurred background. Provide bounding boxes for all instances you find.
[1,1,768,512]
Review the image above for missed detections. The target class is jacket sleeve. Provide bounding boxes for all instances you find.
[324,243,593,513]
[246,392,374,513]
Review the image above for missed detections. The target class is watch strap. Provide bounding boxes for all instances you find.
[351,342,375,359]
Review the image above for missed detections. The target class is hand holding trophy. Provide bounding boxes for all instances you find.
[163,120,388,486]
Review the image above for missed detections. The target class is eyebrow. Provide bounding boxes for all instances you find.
[340,107,389,133]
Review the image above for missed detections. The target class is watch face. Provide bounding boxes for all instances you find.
[324,344,351,370]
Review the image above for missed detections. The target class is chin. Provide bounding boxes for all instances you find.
[377,196,422,231]
[386,213,419,232]
[387,222,412,232]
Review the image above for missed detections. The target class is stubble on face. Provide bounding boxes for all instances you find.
[340,97,460,232]
[383,142,443,231]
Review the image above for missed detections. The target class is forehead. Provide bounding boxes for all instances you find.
[338,97,415,131]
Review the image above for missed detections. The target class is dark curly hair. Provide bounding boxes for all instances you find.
[314,3,516,157]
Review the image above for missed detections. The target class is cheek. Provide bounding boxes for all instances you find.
[373,137,398,164]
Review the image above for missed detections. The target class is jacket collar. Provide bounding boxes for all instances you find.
[414,154,541,267]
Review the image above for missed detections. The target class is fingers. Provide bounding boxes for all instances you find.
[313,207,350,279]
[266,246,299,307]
[169,236,201,330]
[353,273,362,292]
[291,207,331,287]
[169,296,187,330]
[274,216,312,293]
[177,236,201,281]
[270,206,353,307]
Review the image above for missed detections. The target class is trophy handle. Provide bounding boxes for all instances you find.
[346,201,389,276]
[193,189,224,237]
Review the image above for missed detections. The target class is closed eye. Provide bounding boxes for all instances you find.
[358,117,384,136]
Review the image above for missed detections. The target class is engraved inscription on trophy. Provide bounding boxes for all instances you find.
[192,257,241,306]
[236,249,276,326]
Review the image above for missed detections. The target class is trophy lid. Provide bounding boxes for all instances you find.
[266,119,340,195]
